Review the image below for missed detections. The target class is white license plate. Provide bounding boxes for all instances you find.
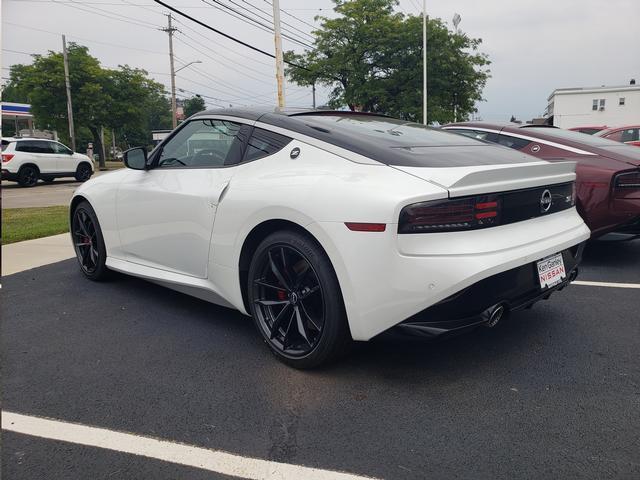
[537,253,566,289]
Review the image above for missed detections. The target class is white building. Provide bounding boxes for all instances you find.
[545,81,640,129]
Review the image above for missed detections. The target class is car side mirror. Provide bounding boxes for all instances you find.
[123,147,148,170]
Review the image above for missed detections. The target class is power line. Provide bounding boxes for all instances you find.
[175,32,274,82]
[51,0,161,29]
[172,16,272,68]
[238,0,315,42]
[2,49,35,56]
[3,21,167,55]
[151,0,310,72]
[199,0,313,49]
[263,1,317,30]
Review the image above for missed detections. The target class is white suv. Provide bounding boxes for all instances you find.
[1,138,94,187]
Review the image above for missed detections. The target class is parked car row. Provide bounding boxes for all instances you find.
[569,124,640,146]
[1,137,94,187]
[442,122,640,238]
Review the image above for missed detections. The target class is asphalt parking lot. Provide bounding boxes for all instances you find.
[2,171,112,208]
[2,238,639,479]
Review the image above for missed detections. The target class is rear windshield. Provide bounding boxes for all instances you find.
[1,139,11,152]
[298,115,481,147]
[264,113,533,167]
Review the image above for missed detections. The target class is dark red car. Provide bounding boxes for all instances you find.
[443,123,640,238]
[569,126,608,135]
[596,125,640,147]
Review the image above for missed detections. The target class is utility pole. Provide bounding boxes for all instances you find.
[272,0,286,108]
[422,1,427,125]
[100,126,107,168]
[162,14,178,129]
[422,0,429,125]
[112,129,116,160]
[62,35,76,151]
[312,82,316,109]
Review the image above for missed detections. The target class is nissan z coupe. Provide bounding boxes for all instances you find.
[70,109,590,368]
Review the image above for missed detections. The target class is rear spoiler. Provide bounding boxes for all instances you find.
[447,161,577,197]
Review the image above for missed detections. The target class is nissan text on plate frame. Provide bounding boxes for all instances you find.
[69,109,590,368]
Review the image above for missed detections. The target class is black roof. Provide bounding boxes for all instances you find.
[192,108,533,168]
[193,107,389,122]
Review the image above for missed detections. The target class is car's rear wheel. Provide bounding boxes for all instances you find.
[17,165,38,187]
[72,201,109,281]
[75,163,92,182]
[248,230,351,369]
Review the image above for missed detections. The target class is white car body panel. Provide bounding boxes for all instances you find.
[115,168,234,278]
[71,111,591,343]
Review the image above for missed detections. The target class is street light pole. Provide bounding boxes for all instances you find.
[174,60,202,74]
[422,0,427,125]
[272,0,286,109]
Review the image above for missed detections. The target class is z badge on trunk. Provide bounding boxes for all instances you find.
[537,253,566,289]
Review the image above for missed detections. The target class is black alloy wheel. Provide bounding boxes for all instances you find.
[75,163,92,182]
[248,230,351,368]
[72,201,109,280]
[18,166,38,187]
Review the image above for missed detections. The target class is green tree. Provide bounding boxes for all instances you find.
[183,95,206,118]
[285,0,490,123]
[4,45,171,166]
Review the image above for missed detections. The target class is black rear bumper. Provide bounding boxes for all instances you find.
[394,243,585,338]
[1,170,18,181]
[614,217,640,235]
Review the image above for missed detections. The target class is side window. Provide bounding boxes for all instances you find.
[621,129,639,142]
[15,140,54,154]
[157,119,247,168]
[448,129,483,140]
[496,134,531,150]
[605,130,623,142]
[52,142,73,154]
[243,127,292,162]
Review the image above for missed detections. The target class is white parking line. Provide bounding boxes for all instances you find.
[2,411,378,480]
[573,280,640,289]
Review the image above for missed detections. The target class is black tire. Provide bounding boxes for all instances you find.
[41,175,55,183]
[248,230,351,369]
[75,163,93,182]
[71,201,110,281]
[17,165,39,187]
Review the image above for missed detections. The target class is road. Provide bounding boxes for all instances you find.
[2,171,114,209]
[2,239,639,479]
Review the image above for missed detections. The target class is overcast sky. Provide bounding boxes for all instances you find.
[3,0,639,121]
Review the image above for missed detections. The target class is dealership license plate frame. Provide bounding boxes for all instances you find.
[536,253,566,289]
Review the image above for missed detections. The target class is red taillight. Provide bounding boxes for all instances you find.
[345,222,386,232]
[398,195,501,234]
[2,154,14,163]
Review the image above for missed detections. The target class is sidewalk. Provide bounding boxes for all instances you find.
[2,233,75,276]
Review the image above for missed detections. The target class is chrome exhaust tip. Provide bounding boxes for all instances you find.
[485,304,506,328]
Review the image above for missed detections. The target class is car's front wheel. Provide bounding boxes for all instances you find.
[71,201,109,281]
[248,230,351,369]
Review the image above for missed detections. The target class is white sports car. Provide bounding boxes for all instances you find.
[71,109,590,368]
